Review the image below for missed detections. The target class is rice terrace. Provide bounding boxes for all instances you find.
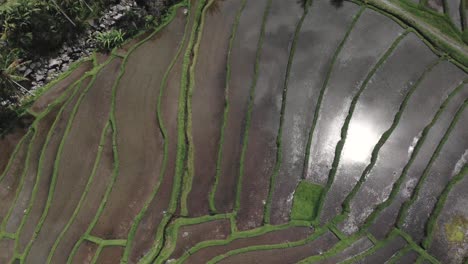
[0,0,468,263]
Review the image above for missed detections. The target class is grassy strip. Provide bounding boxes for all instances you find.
[136,0,209,262]
[341,58,441,214]
[1,77,86,234]
[328,231,433,264]
[124,1,210,262]
[205,229,330,264]
[263,0,310,224]
[63,4,189,264]
[64,23,167,262]
[234,0,272,212]
[338,231,400,264]
[360,0,468,67]
[297,234,365,263]
[328,223,347,241]
[155,213,233,263]
[1,232,15,240]
[45,122,112,263]
[316,31,409,224]
[175,220,313,263]
[65,96,117,264]
[422,165,468,249]
[365,231,379,245]
[301,6,365,182]
[179,0,212,216]
[355,0,468,73]
[361,80,467,229]
[208,0,248,214]
[395,228,440,263]
[1,73,90,229]
[398,0,462,38]
[396,99,468,227]
[19,58,114,262]
[202,223,388,264]
[121,4,190,263]
[65,54,124,264]
[386,246,413,264]
[85,235,127,247]
[11,75,93,257]
[90,244,104,264]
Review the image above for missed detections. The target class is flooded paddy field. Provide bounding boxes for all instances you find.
[0,0,466,263]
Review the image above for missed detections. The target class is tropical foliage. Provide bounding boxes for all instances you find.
[95,29,125,51]
[0,0,120,55]
[0,49,29,134]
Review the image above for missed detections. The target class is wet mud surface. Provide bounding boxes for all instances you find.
[0,0,466,263]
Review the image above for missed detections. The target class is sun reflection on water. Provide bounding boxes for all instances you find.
[343,120,380,163]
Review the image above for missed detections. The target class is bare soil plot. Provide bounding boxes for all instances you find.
[218,230,339,264]
[369,84,468,240]
[213,0,269,213]
[183,226,313,263]
[115,31,153,57]
[24,58,122,263]
[0,124,30,177]
[70,240,99,264]
[127,4,199,261]
[0,132,32,223]
[0,238,14,263]
[16,77,92,253]
[169,219,231,259]
[0,0,466,262]
[315,236,373,264]
[236,0,303,231]
[397,249,419,263]
[94,246,125,264]
[126,32,185,264]
[90,9,186,240]
[317,32,437,230]
[95,53,110,65]
[49,125,114,264]
[30,60,93,114]
[269,0,360,225]
[187,0,243,217]
[5,104,64,233]
[338,59,463,235]
[428,168,468,263]
[358,236,407,263]
[401,109,468,243]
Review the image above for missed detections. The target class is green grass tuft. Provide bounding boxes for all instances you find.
[290,181,323,221]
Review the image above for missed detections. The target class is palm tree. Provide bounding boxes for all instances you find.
[0,53,32,97]
[80,0,93,12]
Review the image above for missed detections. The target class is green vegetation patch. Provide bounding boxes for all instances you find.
[291,181,323,221]
[397,0,462,41]
[445,216,468,243]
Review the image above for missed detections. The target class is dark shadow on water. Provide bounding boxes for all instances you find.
[330,0,344,8]
[297,0,308,9]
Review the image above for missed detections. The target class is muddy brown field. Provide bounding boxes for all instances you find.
[0,0,467,263]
